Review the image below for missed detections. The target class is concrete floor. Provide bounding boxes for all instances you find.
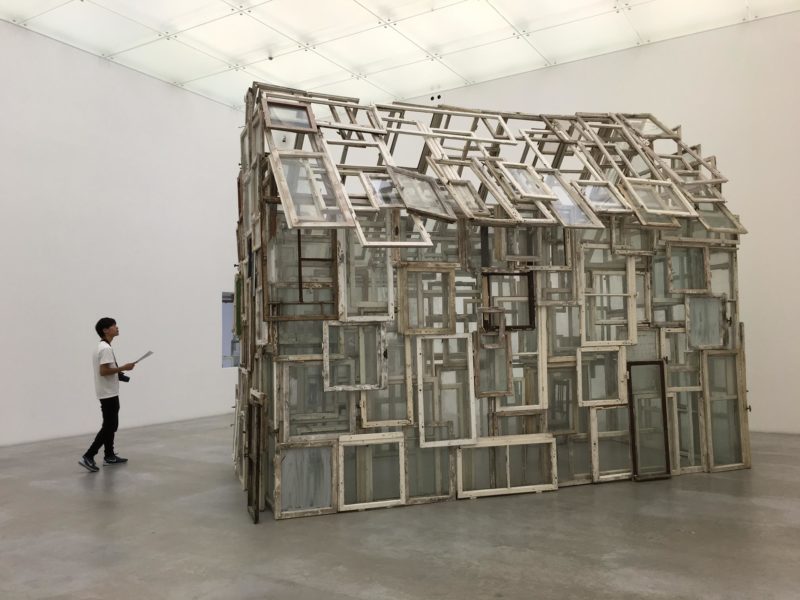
[1,417,798,600]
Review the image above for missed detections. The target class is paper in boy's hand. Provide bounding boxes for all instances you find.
[134,350,154,363]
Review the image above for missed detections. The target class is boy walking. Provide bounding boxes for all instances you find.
[79,317,135,472]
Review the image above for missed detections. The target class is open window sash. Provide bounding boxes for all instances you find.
[268,150,356,229]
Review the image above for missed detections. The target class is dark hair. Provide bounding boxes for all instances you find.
[95,317,116,339]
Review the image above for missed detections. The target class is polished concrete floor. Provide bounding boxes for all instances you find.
[1,416,798,600]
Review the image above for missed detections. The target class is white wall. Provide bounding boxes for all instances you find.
[0,21,242,446]
[410,13,800,433]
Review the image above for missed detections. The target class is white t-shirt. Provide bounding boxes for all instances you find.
[93,340,119,400]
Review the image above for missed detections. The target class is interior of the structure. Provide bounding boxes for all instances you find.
[233,82,749,521]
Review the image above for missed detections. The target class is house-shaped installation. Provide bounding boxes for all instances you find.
[233,82,749,522]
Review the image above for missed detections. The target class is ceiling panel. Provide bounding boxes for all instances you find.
[249,0,377,45]
[92,0,232,34]
[0,0,71,24]
[23,0,160,56]
[316,25,426,74]
[247,50,351,89]
[396,0,514,55]
[747,0,800,17]
[177,12,296,64]
[182,67,266,107]
[355,0,467,23]
[3,0,799,107]
[112,38,229,83]
[441,36,548,83]
[625,0,747,43]
[487,0,616,33]
[365,58,467,98]
[311,76,394,104]
[528,10,639,64]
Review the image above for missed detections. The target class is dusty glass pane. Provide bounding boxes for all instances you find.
[707,354,742,464]
[671,246,706,291]
[629,363,668,476]
[710,250,734,298]
[365,173,403,208]
[327,323,381,389]
[268,103,312,130]
[406,428,449,497]
[540,271,574,303]
[597,407,631,474]
[687,296,723,348]
[711,398,742,466]
[406,270,452,331]
[578,183,625,211]
[280,447,332,512]
[666,331,701,388]
[461,446,507,491]
[488,274,533,329]
[343,443,401,504]
[280,155,348,224]
[581,350,619,402]
[677,392,703,468]
[509,444,551,486]
[627,328,659,362]
[477,339,510,396]
[286,362,351,436]
[392,169,455,221]
[631,181,692,215]
[505,165,551,197]
[361,331,407,425]
[543,174,595,226]
[419,336,473,444]
[548,305,580,357]
[345,233,390,318]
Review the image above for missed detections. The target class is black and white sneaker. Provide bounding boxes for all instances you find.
[103,455,128,465]
[79,455,99,472]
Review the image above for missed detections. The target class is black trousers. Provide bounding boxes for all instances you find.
[86,396,119,458]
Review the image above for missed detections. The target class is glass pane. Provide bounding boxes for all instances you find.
[597,407,631,475]
[505,165,551,197]
[280,155,349,225]
[687,296,723,348]
[670,246,706,291]
[268,103,312,130]
[327,323,381,389]
[543,174,595,226]
[676,392,702,468]
[711,399,742,466]
[461,446,507,491]
[419,337,473,444]
[581,350,619,402]
[280,447,332,512]
[392,169,454,220]
[548,305,580,357]
[361,331,407,424]
[286,362,351,437]
[345,233,390,318]
[488,274,533,328]
[631,181,692,215]
[365,174,403,207]
[406,429,449,497]
[579,183,625,211]
[477,338,510,396]
[629,363,668,477]
[509,444,551,487]
[666,331,701,388]
[406,270,452,331]
[343,443,401,504]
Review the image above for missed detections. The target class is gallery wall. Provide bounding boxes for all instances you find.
[1,12,797,444]
[409,12,800,433]
[0,21,242,446]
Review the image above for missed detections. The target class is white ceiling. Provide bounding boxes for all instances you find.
[2,0,798,109]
